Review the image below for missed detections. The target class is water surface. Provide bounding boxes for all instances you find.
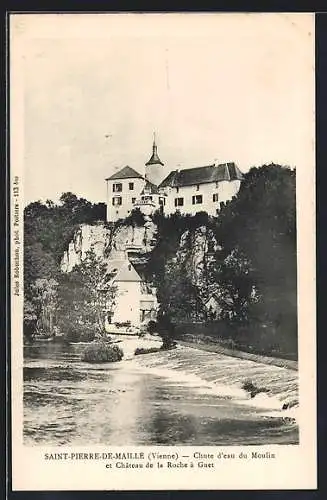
[24,342,299,446]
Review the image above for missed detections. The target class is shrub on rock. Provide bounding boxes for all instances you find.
[82,341,124,363]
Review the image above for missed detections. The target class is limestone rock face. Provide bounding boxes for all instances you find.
[61,221,158,272]
[175,225,219,289]
[60,219,218,304]
[108,222,157,261]
[61,223,111,272]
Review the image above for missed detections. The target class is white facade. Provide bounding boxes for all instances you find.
[161,179,241,217]
[106,175,145,222]
[105,259,158,328]
[111,280,142,327]
[105,141,243,222]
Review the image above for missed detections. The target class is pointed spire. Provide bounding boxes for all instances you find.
[146,132,164,166]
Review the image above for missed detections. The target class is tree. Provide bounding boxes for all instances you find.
[208,247,256,322]
[23,299,38,339]
[57,250,116,338]
[29,278,59,334]
[208,164,297,354]
[24,193,107,304]
[157,260,205,324]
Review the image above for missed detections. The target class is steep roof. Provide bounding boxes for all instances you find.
[141,180,160,195]
[107,259,142,282]
[159,162,243,188]
[145,139,164,166]
[105,166,144,181]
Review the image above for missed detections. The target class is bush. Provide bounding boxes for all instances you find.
[62,323,97,343]
[82,341,124,363]
[134,347,161,356]
[121,208,145,227]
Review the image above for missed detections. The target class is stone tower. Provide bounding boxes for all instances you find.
[145,133,165,187]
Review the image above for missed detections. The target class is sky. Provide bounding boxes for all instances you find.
[11,13,314,205]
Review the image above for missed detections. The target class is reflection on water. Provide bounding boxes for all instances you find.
[24,342,299,446]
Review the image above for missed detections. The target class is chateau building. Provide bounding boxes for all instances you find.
[105,137,243,222]
[104,256,158,329]
[160,163,243,217]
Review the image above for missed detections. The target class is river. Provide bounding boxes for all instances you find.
[24,341,299,446]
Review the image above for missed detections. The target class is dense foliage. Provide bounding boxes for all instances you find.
[119,207,146,227]
[213,164,297,356]
[24,193,106,337]
[148,164,297,358]
[145,211,212,325]
[57,250,116,340]
[82,341,124,363]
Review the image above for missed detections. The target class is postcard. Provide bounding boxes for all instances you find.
[10,12,316,490]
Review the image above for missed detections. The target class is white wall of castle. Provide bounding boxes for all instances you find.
[161,179,241,217]
[105,169,241,222]
[106,177,145,222]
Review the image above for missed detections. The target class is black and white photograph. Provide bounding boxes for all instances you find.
[10,12,316,490]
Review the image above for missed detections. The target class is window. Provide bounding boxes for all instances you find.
[176,187,179,193]
[132,197,136,204]
[159,197,166,206]
[174,197,184,207]
[129,182,134,190]
[113,183,122,192]
[213,193,219,202]
[112,196,122,206]
[196,184,200,191]
[215,181,219,189]
[192,195,203,205]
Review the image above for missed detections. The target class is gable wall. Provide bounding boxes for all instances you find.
[106,177,145,222]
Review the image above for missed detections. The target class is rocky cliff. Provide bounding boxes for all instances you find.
[174,225,219,288]
[61,219,217,297]
[61,220,158,272]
